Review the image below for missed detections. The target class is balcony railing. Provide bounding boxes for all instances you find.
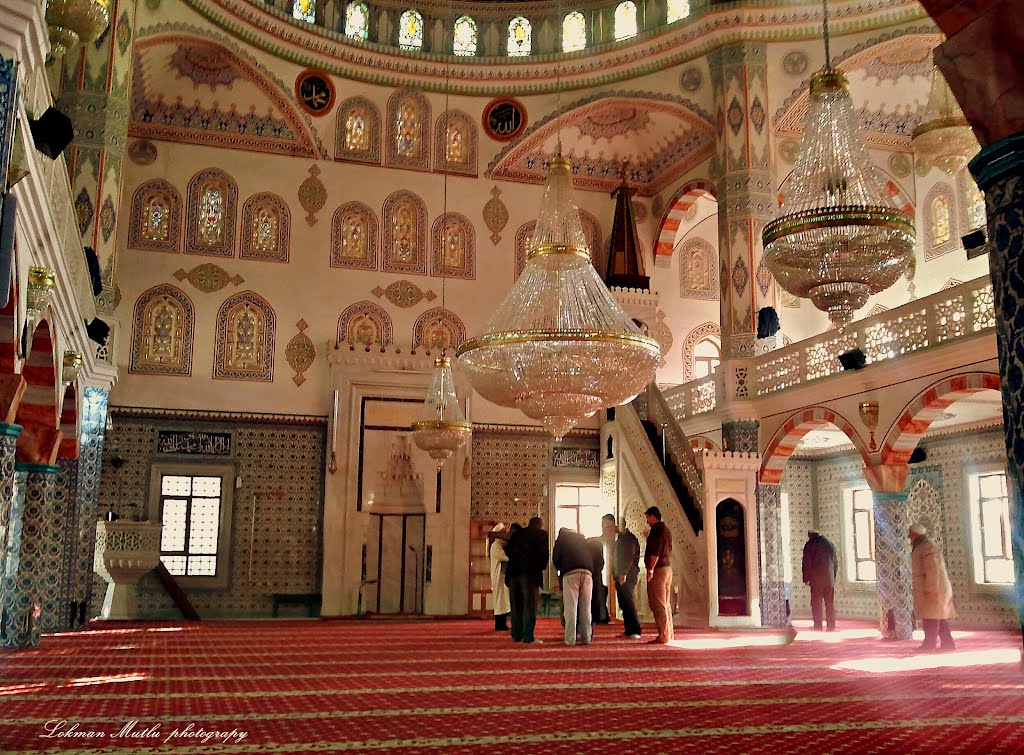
[664,276,996,421]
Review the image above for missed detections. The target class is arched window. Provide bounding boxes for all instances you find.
[562,12,586,53]
[397,102,419,157]
[614,2,637,41]
[667,0,690,23]
[386,89,430,169]
[129,179,182,252]
[293,0,315,23]
[335,96,381,164]
[186,169,237,257]
[434,110,477,176]
[398,9,423,50]
[693,338,720,379]
[508,16,531,57]
[453,15,477,56]
[345,1,368,39]
[130,285,194,376]
[932,194,951,246]
[213,292,276,382]
[964,176,986,231]
[240,193,290,262]
[331,201,378,270]
[382,190,428,274]
[431,213,476,279]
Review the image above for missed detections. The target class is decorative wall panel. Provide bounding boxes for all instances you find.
[240,192,291,262]
[411,307,465,353]
[337,301,393,350]
[335,96,381,164]
[129,285,195,376]
[213,291,277,381]
[127,179,182,253]
[471,430,548,524]
[185,168,238,257]
[430,213,476,280]
[679,238,718,300]
[331,201,379,270]
[382,191,427,275]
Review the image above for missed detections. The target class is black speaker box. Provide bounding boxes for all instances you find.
[29,107,74,160]
[839,348,867,371]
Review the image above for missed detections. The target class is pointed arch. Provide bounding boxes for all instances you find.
[335,95,381,164]
[185,168,238,257]
[129,284,195,376]
[654,179,716,264]
[240,192,290,262]
[431,212,476,280]
[15,316,61,465]
[434,109,478,176]
[923,181,958,260]
[382,190,428,275]
[213,290,276,381]
[386,89,430,170]
[760,407,870,484]
[331,201,378,270]
[880,372,1002,466]
[337,301,393,350]
[58,382,80,460]
[412,307,466,354]
[682,322,720,382]
[128,179,182,253]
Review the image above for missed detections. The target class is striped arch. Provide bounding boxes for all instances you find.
[880,372,1001,466]
[14,315,62,465]
[58,382,79,459]
[760,407,870,484]
[690,435,720,453]
[654,179,716,265]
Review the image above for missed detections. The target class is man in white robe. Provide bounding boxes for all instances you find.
[489,524,511,631]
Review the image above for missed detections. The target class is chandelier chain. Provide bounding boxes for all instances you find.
[822,0,831,68]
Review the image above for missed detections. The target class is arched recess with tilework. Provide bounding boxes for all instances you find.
[653,179,716,266]
[760,406,870,485]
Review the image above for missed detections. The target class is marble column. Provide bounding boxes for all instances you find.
[0,464,59,648]
[708,42,776,360]
[971,135,1024,652]
[871,491,913,640]
[54,1,135,311]
[756,483,789,627]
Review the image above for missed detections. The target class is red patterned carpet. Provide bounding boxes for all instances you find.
[1,618,1023,753]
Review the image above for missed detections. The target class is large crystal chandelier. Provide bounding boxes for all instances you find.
[456,155,661,439]
[911,66,979,176]
[763,0,915,328]
[410,57,471,468]
[411,356,472,467]
[45,0,111,58]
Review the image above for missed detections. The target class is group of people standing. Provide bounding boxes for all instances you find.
[801,523,956,652]
[488,506,676,646]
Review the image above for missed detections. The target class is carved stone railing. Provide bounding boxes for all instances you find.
[664,276,995,420]
[646,383,704,508]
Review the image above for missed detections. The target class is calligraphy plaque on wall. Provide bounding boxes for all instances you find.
[157,430,233,456]
[551,447,600,469]
[482,98,527,142]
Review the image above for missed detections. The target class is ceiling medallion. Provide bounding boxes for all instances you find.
[127,139,158,165]
[372,280,437,309]
[679,67,702,92]
[482,98,527,142]
[295,69,336,117]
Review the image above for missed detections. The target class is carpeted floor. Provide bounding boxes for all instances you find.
[1,618,1022,753]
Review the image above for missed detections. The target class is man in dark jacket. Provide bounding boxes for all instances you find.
[802,530,838,631]
[604,514,642,638]
[587,536,609,624]
[505,516,549,644]
[644,506,674,644]
[552,528,594,645]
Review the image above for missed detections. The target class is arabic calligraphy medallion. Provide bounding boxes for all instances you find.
[295,69,336,116]
[482,98,527,142]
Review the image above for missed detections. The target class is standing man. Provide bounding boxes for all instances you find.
[489,524,511,631]
[604,514,642,639]
[506,516,549,644]
[801,530,838,631]
[552,528,594,645]
[909,523,956,652]
[644,506,674,644]
[587,536,609,625]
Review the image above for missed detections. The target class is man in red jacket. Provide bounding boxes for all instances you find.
[644,506,673,644]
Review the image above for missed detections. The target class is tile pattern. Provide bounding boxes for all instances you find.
[93,416,326,618]
[0,430,19,638]
[872,492,914,639]
[756,483,789,626]
[470,431,548,524]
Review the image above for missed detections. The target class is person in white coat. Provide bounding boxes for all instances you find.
[909,522,956,652]
[489,524,511,631]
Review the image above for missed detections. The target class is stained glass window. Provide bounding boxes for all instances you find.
[667,0,690,23]
[399,9,423,50]
[932,194,951,246]
[252,204,278,253]
[965,178,986,231]
[614,1,638,40]
[346,108,368,151]
[345,1,368,40]
[293,0,315,23]
[143,194,170,242]
[396,101,420,157]
[441,223,465,268]
[508,16,531,57]
[445,120,465,164]
[342,212,367,259]
[198,183,224,246]
[393,201,417,261]
[454,15,477,56]
[562,12,586,53]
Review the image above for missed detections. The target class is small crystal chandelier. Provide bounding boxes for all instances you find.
[62,350,83,384]
[25,266,56,322]
[456,155,661,439]
[763,0,915,328]
[911,66,979,176]
[410,52,472,467]
[411,356,472,467]
[45,0,111,58]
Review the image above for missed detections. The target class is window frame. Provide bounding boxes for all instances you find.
[843,485,876,584]
[693,337,720,380]
[148,461,236,590]
[966,463,1016,588]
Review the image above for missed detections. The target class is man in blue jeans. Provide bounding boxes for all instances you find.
[552,528,594,645]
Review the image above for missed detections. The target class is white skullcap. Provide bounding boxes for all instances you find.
[909,523,927,536]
